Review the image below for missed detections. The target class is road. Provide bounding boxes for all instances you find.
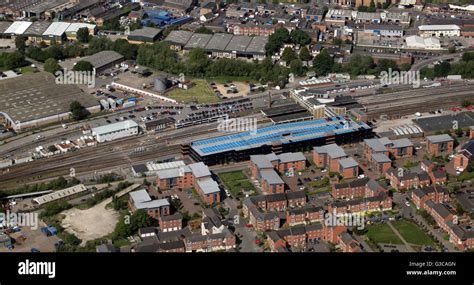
[393,192,457,252]
[410,53,463,72]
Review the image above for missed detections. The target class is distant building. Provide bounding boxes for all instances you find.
[91,120,139,143]
[419,25,461,37]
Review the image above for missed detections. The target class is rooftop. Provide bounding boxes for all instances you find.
[314,143,347,158]
[0,72,98,124]
[82,50,124,70]
[426,134,454,144]
[42,22,70,36]
[92,120,138,135]
[191,117,370,156]
[33,184,88,205]
[129,189,170,210]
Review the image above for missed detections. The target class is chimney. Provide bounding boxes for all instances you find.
[268,91,271,108]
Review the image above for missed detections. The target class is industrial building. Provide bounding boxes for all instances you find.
[418,25,461,37]
[32,184,88,206]
[405,35,441,50]
[164,30,268,60]
[0,72,100,131]
[185,117,372,165]
[79,50,124,73]
[127,27,162,44]
[91,120,139,143]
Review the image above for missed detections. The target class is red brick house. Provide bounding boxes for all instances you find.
[159,213,183,232]
[448,223,474,250]
[313,144,348,171]
[454,140,474,172]
[426,134,454,156]
[129,189,170,219]
[411,186,449,210]
[328,194,393,215]
[332,177,386,199]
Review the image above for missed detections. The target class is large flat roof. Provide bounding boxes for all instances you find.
[23,21,52,36]
[65,22,97,33]
[0,72,99,124]
[163,31,268,55]
[225,35,252,52]
[33,184,87,205]
[205,33,233,51]
[191,117,370,156]
[184,33,212,49]
[4,21,32,35]
[92,120,138,135]
[82,50,124,70]
[0,21,13,34]
[42,21,70,36]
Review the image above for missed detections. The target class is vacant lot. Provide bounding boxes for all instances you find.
[61,184,139,245]
[167,79,219,103]
[392,220,435,246]
[366,223,403,245]
[218,170,256,198]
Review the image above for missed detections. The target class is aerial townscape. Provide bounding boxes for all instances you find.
[0,0,474,257]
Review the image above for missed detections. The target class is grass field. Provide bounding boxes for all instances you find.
[392,220,435,246]
[167,79,219,103]
[366,223,403,245]
[218,170,256,198]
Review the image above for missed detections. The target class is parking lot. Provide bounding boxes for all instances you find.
[0,221,61,253]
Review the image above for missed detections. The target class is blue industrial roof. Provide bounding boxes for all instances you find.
[191,117,370,156]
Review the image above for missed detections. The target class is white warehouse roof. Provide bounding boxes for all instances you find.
[418,25,460,31]
[43,22,71,36]
[92,120,138,135]
[5,21,33,35]
[65,23,96,33]
[33,184,88,205]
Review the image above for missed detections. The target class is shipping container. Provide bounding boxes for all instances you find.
[122,101,136,108]
[100,99,110,110]
[107,98,117,109]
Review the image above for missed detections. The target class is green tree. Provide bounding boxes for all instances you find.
[69,101,89,120]
[265,28,290,55]
[44,58,61,74]
[187,48,209,76]
[281,47,297,64]
[313,49,334,76]
[73,60,94,72]
[290,29,311,45]
[15,36,27,53]
[4,51,25,69]
[76,27,90,43]
[289,59,304,76]
[299,46,311,62]
[433,61,451,78]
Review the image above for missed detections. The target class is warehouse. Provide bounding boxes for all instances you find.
[127,27,162,44]
[32,184,88,206]
[23,21,52,43]
[405,35,441,50]
[65,22,97,40]
[91,120,139,143]
[0,72,100,131]
[3,21,32,37]
[80,50,125,73]
[186,117,373,165]
[418,25,461,37]
[0,21,13,37]
[414,112,474,134]
[164,30,268,60]
[42,21,70,43]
